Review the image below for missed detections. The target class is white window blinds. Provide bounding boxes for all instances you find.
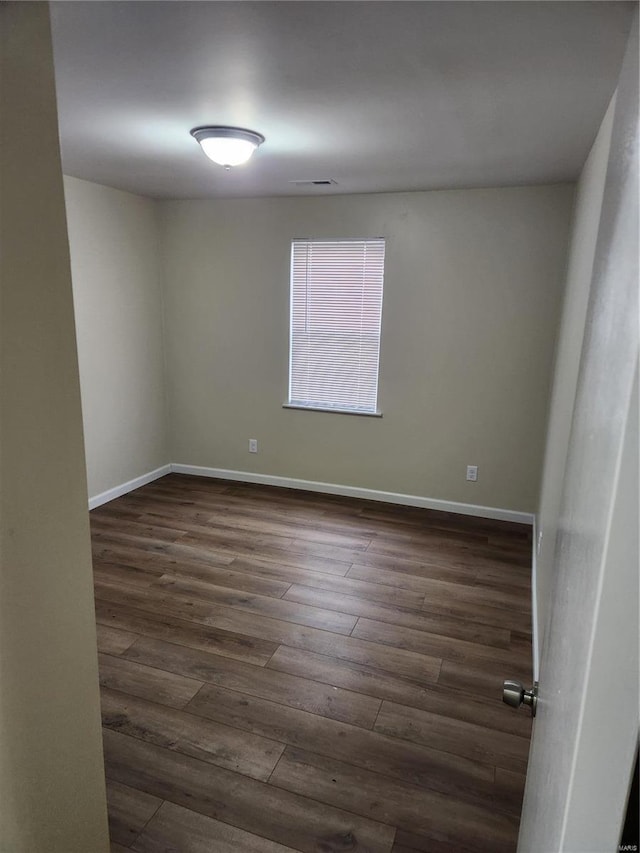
[288,239,385,414]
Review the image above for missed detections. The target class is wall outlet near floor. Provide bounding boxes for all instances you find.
[248,439,258,453]
[466,465,478,482]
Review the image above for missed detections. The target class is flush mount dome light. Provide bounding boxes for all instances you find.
[190,126,265,168]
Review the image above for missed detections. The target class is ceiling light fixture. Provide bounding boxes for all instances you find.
[190,126,265,169]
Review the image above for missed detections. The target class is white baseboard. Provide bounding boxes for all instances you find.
[89,461,535,525]
[531,515,540,681]
[88,464,171,510]
[170,463,534,525]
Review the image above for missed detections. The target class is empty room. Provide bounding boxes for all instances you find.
[1,2,638,853]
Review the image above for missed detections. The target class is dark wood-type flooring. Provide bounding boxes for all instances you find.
[91,473,533,853]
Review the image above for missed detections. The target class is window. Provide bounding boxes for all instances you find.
[287,239,385,415]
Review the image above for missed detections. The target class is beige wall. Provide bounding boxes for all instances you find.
[159,186,573,513]
[64,176,168,499]
[535,97,616,647]
[0,4,109,852]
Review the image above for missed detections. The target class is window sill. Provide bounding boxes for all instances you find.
[283,403,382,418]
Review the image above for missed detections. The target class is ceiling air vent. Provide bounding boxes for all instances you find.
[288,179,338,187]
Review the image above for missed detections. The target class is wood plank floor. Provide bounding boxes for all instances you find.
[91,473,533,853]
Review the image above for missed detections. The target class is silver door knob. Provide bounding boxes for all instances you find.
[503,679,538,717]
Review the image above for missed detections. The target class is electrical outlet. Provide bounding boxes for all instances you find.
[466,465,478,482]
[249,439,258,453]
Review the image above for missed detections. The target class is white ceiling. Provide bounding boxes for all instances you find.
[50,1,634,199]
